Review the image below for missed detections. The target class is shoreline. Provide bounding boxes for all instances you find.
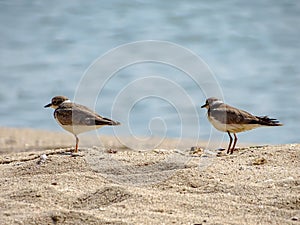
[0,126,255,154]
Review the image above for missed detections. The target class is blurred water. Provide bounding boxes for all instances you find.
[0,0,299,144]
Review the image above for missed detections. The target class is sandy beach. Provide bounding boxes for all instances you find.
[0,127,299,225]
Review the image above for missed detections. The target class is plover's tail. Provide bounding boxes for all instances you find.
[256,116,283,126]
[98,117,121,126]
[109,120,121,126]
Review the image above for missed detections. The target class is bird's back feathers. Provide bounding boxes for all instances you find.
[54,102,120,126]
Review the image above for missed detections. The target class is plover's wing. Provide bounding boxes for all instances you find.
[210,104,259,125]
[55,103,120,126]
[72,103,120,126]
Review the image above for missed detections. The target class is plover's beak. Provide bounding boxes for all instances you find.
[44,103,52,108]
[201,103,208,108]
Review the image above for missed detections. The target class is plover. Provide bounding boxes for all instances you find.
[201,97,282,154]
[44,96,120,153]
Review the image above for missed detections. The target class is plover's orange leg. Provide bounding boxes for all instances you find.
[74,135,79,153]
[227,131,233,154]
[230,133,238,154]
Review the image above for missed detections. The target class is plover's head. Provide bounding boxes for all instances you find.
[44,96,70,109]
[201,97,223,109]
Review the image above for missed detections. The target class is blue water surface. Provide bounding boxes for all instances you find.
[0,0,299,144]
